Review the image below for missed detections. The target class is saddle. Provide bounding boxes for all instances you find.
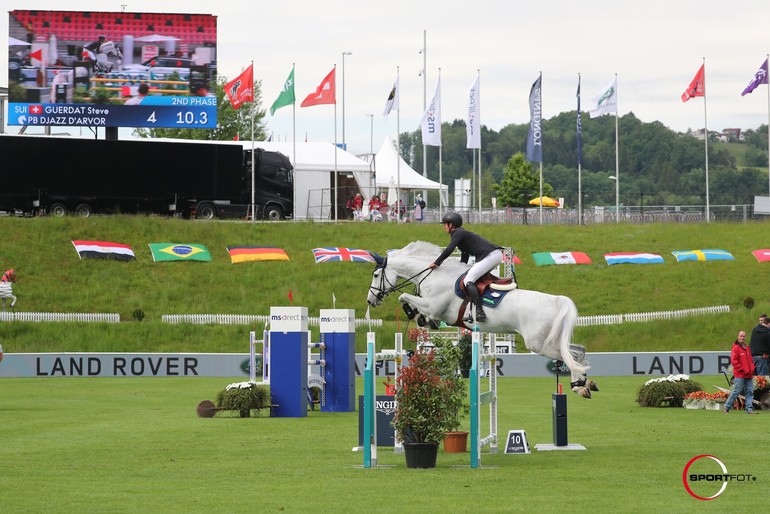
[449,272,517,327]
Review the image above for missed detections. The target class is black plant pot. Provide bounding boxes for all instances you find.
[403,442,439,468]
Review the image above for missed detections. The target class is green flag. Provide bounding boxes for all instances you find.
[149,243,212,262]
[270,68,295,115]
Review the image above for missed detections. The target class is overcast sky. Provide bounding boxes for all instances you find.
[4,1,770,155]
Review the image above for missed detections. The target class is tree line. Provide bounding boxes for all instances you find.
[135,76,770,209]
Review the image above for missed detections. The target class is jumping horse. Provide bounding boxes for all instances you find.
[366,241,596,397]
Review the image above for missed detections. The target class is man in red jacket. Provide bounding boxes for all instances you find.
[724,331,758,414]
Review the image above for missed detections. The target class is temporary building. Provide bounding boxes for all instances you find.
[243,141,373,220]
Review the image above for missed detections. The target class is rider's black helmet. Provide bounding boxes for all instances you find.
[441,211,463,228]
[98,35,106,41]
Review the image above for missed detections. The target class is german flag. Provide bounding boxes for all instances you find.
[226,246,290,264]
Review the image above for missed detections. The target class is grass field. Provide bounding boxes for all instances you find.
[0,375,766,513]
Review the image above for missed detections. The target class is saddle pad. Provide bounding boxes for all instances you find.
[453,274,511,308]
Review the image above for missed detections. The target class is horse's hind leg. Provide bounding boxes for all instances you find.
[10,294,16,309]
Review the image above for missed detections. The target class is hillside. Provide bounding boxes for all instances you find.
[1,216,769,354]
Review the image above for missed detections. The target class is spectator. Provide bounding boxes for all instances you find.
[750,314,770,376]
[125,83,149,105]
[413,194,424,222]
[724,330,758,414]
[368,195,383,222]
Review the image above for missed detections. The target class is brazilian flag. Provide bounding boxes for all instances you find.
[149,243,212,262]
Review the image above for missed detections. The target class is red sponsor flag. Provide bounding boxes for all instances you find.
[29,49,43,62]
[301,68,336,107]
[288,289,294,304]
[681,64,705,102]
[224,64,254,110]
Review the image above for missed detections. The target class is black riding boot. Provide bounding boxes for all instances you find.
[465,281,486,322]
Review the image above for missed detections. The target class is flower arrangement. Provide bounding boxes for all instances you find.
[754,375,768,390]
[407,327,429,344]
[392,349,462,444]
[636,374,703,407]
[215,381,271,417]
[683,390,729,409]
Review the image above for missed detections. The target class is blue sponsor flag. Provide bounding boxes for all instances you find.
[526,74,542,163]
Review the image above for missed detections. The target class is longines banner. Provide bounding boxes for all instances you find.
[0,351,731,378]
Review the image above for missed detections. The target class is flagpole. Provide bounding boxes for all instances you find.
[614,72,620,224]
[292,63,297,221]
[577,73,583,226]
[250,60,255,224]
[421,30,428,205]
[334,64,339,222]
[538,71,543,226]
[396,66,401,224]
[766,53,770,196]
[477,70,482,221]
[438,68,443,220]
[702,57,710,223]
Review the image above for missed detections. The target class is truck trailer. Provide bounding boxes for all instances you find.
[0,135,293,220]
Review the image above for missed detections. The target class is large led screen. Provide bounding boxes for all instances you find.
[7,9,217,129]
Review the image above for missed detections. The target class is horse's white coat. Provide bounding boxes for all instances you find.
[367,241,588,381]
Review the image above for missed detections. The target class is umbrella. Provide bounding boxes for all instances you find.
[529,196,560,207]
[9,36,31,46]
[135,34,180,42]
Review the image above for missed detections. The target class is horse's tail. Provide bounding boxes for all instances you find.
[548,295,588,376]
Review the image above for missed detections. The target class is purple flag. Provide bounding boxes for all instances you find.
[741,58,768,96]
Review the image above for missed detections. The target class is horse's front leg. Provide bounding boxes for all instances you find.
[398,293,432,320]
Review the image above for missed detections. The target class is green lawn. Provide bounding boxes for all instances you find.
[0,375,765,512]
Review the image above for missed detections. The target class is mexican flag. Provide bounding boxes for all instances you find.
[531,251,592,266]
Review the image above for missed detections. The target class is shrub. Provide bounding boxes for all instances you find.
[743,296,755,309]
[636,375,703,407]
[215,382,271,417]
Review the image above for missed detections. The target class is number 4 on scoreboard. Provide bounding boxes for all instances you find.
[147,111,156,123]
[504,430,531,454]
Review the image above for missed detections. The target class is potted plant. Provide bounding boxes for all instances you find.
[431,334,469,452]
[392,349,461,468]
[457,331,473,378]
[215,381,271,417]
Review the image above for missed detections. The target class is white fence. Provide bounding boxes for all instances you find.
[161,314,383,327]
[0,312,120,322]
[577,305,730,327]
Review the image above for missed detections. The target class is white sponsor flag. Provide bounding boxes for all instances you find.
[383,75,400,118]
[588,77,617,118]
[466,75,481,149]
[421,77,442,146]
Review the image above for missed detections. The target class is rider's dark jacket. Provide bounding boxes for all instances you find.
[433,227,501,266]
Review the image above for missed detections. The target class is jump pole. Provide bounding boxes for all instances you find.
[363,332,404,468]
[470,331,498,468]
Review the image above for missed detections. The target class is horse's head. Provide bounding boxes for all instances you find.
[367,252,396,307]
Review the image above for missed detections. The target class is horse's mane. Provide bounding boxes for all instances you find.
[394,241,442,258]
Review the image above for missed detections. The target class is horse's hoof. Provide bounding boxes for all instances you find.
[402,303,417,320]
[572,386,592,399]
[416,314,427,327]
[587,380,599,392]
[428,319,439,330]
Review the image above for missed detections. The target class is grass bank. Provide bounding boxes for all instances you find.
[1,216,769,353]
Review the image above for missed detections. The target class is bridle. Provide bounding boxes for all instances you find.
[369,257,432,302]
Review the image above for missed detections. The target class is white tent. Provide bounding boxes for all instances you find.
[243,141,372,220]
[371,137,446,191]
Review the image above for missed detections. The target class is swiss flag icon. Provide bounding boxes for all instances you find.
[30,105,43,115]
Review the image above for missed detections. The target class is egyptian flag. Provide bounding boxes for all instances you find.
[72,240,136,261]
[227,246,290,263]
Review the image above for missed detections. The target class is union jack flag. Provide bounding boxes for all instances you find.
[312,247,375,263]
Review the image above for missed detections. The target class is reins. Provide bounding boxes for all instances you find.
[369,259,433,302]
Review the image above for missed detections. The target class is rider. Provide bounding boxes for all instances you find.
[84,35,106,55]
[428,212,503,322]
[1,269,15,283]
